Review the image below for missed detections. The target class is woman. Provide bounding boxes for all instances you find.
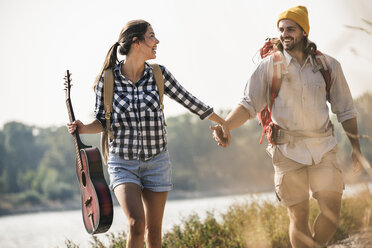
[67,20,229,248]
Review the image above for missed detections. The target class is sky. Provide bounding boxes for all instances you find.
[0,0,371,128]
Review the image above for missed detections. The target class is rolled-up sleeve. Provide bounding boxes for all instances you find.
[328,57,357,123]
[239,58,270,119]
[94,74,107,129]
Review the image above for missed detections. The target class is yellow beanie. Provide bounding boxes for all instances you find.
[277,6,310,35]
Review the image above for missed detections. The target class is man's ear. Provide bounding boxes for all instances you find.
[303,31,308,37]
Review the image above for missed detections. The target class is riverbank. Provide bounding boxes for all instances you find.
[0,194,82,216]
[1,182,369,217]
[0,187,266,217]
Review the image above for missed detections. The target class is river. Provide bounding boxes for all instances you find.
[0,184,369,248]
[0,192,276,248]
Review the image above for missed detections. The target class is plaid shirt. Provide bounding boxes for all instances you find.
[95,61,213,161]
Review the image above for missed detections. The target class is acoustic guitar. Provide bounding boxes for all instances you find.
[64,70,113,234]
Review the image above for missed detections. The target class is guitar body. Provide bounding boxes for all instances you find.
[78,147,113,234]
[64,70,113,234]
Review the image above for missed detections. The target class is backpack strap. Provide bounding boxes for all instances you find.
[150,63,167,126]
[150,63,165,111]
[314,50,331,101]
[258,52,285,144]
[103,68,114,139]
[269,52,285,111]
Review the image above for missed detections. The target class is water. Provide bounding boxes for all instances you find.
[0,192,276,248]
[0,184,369,248]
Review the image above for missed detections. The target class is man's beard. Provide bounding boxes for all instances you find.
[281,35,305,52]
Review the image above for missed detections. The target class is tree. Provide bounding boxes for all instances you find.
[1,122,43,193]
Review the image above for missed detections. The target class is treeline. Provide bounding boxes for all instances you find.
[0,93,371,212]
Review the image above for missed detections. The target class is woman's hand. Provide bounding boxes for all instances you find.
[66,120,84,134]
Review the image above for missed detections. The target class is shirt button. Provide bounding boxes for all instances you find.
[138,132,141,136]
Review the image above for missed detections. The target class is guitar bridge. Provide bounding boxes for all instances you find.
[85,196,92,206]
[88,212,94,229]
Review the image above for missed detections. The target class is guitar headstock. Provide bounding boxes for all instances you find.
[64,70,72,100]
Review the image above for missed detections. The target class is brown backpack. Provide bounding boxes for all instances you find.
[101,64,165,165]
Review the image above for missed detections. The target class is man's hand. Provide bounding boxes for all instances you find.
[210,124,231,148]
[351,149,364,173]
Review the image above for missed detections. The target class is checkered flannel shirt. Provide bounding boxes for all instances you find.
[95,62,214,161]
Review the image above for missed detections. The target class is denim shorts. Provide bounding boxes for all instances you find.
[107,149,173,192]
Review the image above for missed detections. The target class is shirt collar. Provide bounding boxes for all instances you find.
[282,50,314,67]
[282,50,292,66]
[143,62,151,76]
[114,60,123,72]
[114,60,152,77]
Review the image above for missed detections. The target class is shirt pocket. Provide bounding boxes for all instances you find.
[307,80,327,108]
[113,91,133,113]
[141,89,161,113]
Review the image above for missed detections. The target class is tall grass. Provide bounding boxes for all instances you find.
[65,189,372,248]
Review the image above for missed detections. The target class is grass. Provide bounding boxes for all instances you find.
[65,189,372,248]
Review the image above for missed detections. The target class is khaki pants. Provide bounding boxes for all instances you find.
[272,147,344,207]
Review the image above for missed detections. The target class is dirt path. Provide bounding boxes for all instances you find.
[329,228,372,248]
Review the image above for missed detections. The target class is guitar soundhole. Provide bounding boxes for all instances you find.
[81,171,87,187]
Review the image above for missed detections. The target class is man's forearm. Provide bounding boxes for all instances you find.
[341,117,361,153]
[225,105,251,131]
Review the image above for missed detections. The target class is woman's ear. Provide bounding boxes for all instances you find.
[132,37,140,47]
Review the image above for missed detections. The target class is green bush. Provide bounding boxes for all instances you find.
[44,182,75,200]
[15,190,44,206]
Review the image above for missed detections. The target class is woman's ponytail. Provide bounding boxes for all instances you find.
[93,42,120,91]
[93,20,150,91]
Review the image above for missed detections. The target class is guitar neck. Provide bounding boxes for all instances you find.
[64,70,93,171]
[66,97,85,171]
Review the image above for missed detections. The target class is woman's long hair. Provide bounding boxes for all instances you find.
[93,20,150,90]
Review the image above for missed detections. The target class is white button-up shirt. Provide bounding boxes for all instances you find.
[240,50,357,165]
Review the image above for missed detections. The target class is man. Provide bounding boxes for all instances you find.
[212,6,365,248]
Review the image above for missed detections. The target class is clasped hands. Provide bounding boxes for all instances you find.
[210,124,231,148]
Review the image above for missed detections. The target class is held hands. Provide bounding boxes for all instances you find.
[210,124,231,148]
